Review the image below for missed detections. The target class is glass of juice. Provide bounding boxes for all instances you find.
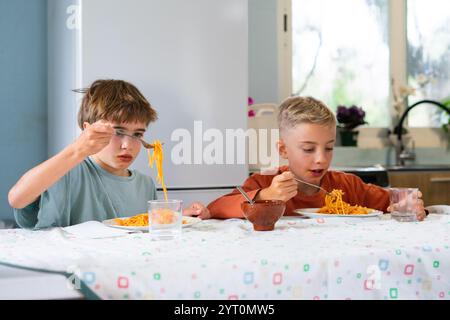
[148,200,183,240]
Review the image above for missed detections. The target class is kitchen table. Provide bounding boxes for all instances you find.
[0,215,448,300]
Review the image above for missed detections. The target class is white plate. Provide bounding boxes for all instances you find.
[102,216,202,231]
[425,205,450,215]
[293,208,383,219]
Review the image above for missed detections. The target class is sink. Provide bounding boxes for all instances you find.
[386,164,450,171]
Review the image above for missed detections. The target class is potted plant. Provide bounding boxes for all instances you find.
[336,105,367,146]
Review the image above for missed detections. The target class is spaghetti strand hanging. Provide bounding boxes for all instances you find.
[147,140,168,201]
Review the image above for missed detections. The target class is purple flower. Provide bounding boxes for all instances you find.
[336,105,367,131]
[248,96,254,106]
[248,109,256,117]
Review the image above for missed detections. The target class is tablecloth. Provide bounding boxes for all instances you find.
[0,215,449,300]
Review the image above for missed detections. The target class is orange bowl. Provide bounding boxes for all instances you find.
[241,200,286,231]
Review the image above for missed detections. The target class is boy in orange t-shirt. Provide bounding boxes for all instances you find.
[208,96,427,221]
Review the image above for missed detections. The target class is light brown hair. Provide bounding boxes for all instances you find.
[277,96,336,133]
[76,79,158,129]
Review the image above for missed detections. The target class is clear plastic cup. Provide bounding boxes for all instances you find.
[148,200,183,240]
[389,188,419,222]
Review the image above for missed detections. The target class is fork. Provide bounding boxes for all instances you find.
[115,130,163,149]
[292,176,333,196]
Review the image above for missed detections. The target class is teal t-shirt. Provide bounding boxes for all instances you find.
[14,157,158,229]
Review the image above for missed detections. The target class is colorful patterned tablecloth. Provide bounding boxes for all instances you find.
[0,215,449,300]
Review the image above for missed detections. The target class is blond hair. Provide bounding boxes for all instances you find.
[76,79,158,129]
[277,96,336,132]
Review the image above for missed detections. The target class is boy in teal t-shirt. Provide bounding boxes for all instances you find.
[9,79,210,229]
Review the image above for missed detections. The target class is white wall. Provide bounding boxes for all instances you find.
[0,0,47,222]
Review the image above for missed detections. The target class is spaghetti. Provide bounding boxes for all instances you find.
[115,212,187,227]
[147,140,168,201]
[317,189,372,215]
[115,213,148,226]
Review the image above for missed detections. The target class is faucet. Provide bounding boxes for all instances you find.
[395,99,450,166]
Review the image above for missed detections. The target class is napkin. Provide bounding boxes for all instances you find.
[62,221,135,239]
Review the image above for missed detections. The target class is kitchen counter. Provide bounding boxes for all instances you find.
[250,166,390,187]
[331,165,389,187]
[385,164,450,172]
[388,169,450,205]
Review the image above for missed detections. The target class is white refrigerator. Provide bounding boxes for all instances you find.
[48,0,249,206]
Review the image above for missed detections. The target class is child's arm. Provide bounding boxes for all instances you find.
[207,171,296,219]
[8,121,114,209]
[183,202,211,220]
[207,180,262,219]
[341,173,390,212]
[346,174,427,220]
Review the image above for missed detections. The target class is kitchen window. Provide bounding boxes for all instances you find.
[291,0,389,127]
[282,0,450,129]
[407,0,450,128]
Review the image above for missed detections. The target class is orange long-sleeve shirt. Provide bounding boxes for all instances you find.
[208,166,390,219]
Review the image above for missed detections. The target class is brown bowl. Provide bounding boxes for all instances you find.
[241,200,286,231]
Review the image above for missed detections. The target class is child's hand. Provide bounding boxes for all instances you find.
[183,202,211,220]
[414,191,427,221]
[387,190,427,222]
[74,121,115,157]
[257,171,298,202]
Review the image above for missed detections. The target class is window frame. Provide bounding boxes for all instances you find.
[276,0,448,149]
[278,0,409,130]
